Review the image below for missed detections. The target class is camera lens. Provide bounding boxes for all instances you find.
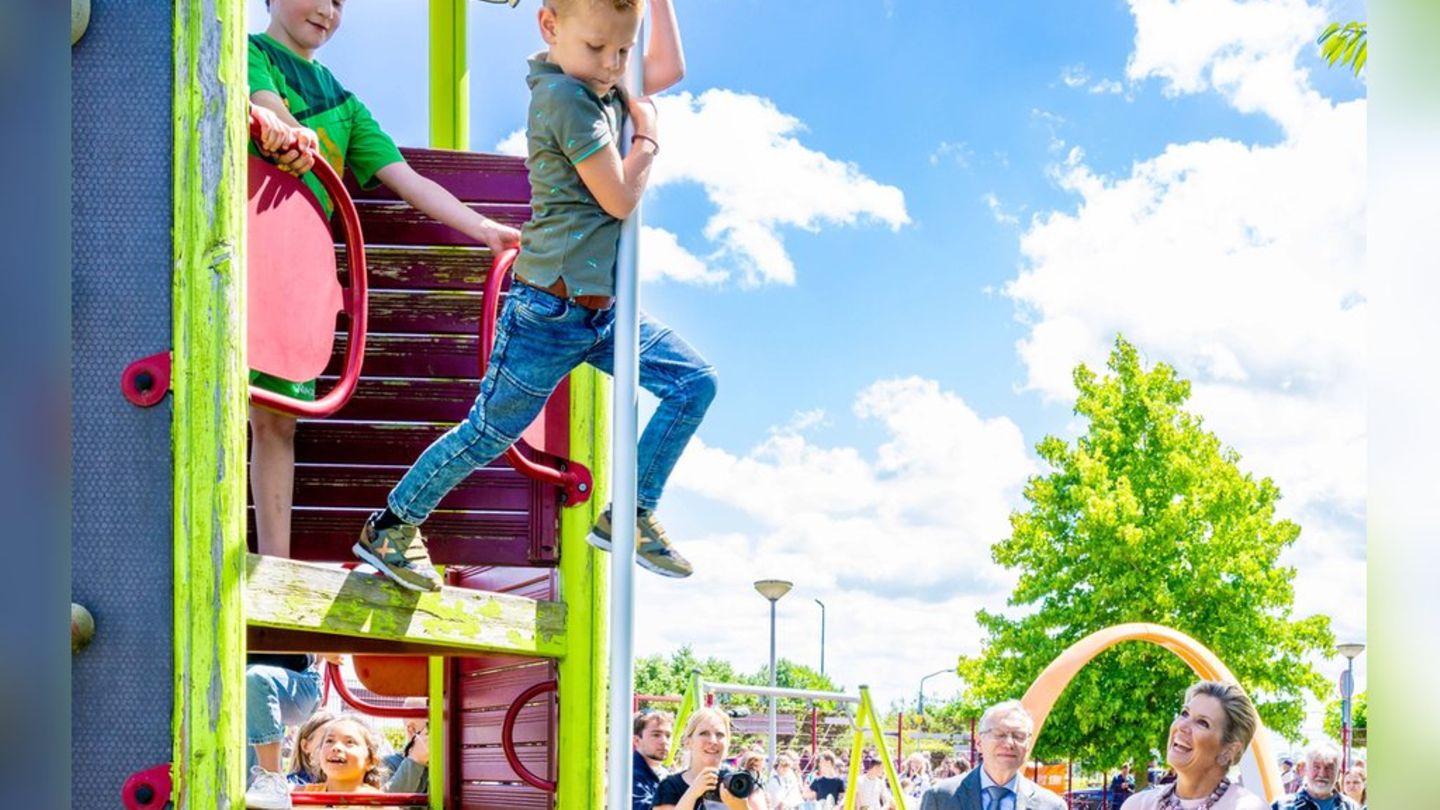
[724,769,758,799]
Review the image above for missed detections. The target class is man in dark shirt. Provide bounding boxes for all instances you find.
[633,709,674,810]
[808,750,846,805]
[1108,765,1134,808]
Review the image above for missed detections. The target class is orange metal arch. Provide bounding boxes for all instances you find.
[1018,623,1284,802]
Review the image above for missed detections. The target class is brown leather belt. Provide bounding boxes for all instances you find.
[516,275,615,311]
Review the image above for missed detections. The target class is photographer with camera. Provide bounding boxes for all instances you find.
[653,708,753,810]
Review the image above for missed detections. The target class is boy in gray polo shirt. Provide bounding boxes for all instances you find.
[355,0,714,590]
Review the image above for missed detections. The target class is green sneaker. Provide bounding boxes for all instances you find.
[587,508,694,579]
[353,513,443,592]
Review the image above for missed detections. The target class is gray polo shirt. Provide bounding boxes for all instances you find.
[513,54,628,297]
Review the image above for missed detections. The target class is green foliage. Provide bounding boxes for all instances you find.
[1319,21,1367,76]
[633,647,848,748]
[959,337,1334,769]
[1323,690,1367,744]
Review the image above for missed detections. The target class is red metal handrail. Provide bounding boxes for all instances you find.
[481,248,594,505]
[290,793,427,806]
[500,679,558,792]
[246,106,369,419]
[325,661,428,719]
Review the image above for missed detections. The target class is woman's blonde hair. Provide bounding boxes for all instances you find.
[1184,681,1260,761]
[680,707,732,744]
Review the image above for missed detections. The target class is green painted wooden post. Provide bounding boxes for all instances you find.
[428,657,445,810]
[429,0,468,150]
[557,367,610,810]
[172,0,247,807]
[427,5,466,801]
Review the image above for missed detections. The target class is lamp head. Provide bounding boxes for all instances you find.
[754,579,794,602]
[1336,642,1366,660]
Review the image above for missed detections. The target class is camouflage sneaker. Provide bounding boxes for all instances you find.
[587,508,694,579]
[353,513,443,592]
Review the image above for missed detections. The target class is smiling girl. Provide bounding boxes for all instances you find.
[295,715,389,795]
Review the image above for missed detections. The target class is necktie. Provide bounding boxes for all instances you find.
[985,785,1012,810]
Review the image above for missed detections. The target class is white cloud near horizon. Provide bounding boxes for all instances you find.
[635,377,1037,704]
[1005,0,1367,737]
[496,88,909,288]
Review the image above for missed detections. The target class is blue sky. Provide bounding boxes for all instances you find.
[248,0,1367,746]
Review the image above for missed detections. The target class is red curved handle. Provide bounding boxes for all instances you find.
[323,662,428,719]
[481,249,594,505]
[247,106,369,419]
[290,794,428,806]
[501,679,558,792]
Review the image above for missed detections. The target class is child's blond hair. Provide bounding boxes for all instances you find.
[288,710,338,781]
[545,0,645,15]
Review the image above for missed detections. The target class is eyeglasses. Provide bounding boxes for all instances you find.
[982,730,1031,745]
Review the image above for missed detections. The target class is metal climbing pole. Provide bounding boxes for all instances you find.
[605,15,646,810]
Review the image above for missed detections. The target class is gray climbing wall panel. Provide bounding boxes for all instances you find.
[71,1,177,807]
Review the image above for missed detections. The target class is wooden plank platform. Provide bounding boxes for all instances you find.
[244,554,566,658]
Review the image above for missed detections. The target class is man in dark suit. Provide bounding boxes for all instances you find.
[919,701,1066,810]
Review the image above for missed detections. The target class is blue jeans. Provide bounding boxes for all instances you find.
[246,664,322,747]
[388,283,717,520]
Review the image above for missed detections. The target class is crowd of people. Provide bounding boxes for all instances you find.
[633,682,1369,810]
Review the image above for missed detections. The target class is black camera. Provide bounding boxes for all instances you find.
[703,767,759,801]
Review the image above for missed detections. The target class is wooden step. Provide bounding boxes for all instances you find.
[244,554,566,658]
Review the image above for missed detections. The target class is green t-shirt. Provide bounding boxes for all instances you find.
[247,32,403,216]
[513,55,628,298]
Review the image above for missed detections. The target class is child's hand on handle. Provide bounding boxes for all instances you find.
[272,126,319,176]
[478,218,522,255]
[250,103,318,176]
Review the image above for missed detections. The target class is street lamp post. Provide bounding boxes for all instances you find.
[1336,642,1365,772]
[814,598,826,677]
[917,667,953,715]
[756,579,794,775]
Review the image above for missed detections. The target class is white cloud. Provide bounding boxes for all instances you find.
[983,193,1021,227]
[1062,64,1091,88]
[929,140,973,168]
[1126,0,1329,130]
[640,225,727,286]
[495,127,526,157]
[638,377,1036,703]
[1090,78,1125,95]
[648,90,909,287]
[1005,0,1367,733]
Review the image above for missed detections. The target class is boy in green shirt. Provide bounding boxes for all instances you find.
[356,0,719,591]
[247,0,520,560]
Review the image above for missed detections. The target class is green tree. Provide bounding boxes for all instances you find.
[634,645,744,704]
[1323,690,1367,747]
[633,648,847,749]
[1318,22,1367,76]
[959,337,1334,770]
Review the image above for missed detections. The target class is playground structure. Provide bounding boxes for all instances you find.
[74,2,618,808]
[668,674,908,810]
